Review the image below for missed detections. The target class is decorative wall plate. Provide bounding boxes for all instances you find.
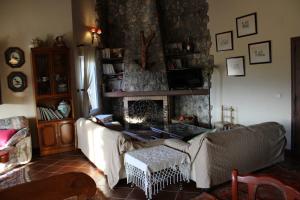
[7,72,27,92]
[5,47,25,68]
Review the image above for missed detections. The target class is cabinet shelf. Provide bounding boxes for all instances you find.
[104,89,209,98]
[38,118,73,125]
[36,93,70,100]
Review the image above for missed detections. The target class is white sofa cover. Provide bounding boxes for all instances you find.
[76,118,286,189]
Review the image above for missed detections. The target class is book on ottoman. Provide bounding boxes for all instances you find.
[93,114,112,123]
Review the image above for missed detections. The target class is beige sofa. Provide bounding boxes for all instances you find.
[75,118,286,189]
[0,116,32,174]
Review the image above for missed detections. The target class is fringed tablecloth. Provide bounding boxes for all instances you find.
[124,145,190,199]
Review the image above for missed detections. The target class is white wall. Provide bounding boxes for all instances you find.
[72,0,97,46]
[208,0,300,149]
[0,0,73,146]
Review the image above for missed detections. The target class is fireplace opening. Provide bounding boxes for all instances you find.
[127,100,163,129]
[124,96,168,130]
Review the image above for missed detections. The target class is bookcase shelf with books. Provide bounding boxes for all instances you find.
[31,47,75,156]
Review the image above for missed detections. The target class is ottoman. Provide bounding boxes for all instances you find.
[124,145,190,199]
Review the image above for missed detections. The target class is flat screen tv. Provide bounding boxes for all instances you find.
[167,68,203,89]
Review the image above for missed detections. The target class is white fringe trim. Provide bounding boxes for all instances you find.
[125,162,190,199]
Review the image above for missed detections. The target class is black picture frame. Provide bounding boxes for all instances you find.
[4,47,25,68]
[215,31,234,52]
[226,56,245,77]
[7,72,27,92]
[236,12,257,38]
[248,40,272,65]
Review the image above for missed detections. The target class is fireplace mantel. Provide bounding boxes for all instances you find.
[104,89,209,98]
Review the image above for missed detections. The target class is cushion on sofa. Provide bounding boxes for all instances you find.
[0,129,17,147]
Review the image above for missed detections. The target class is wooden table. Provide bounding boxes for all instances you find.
[0,172,99,200]
[192,192,218,200]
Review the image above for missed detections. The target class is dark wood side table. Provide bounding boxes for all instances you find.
[192,192,218,200]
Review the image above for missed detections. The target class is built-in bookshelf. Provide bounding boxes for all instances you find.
[101,48,124,92]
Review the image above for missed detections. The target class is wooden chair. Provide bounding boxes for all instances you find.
[214,105,235,130]
[232,169,300,200]
[0,172,99,200]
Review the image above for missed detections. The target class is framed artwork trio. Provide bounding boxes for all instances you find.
[215,12,272,76]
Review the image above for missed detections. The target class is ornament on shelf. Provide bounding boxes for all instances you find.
[53,35,66,47]
[140,29,155,70]
[57,100,71,118]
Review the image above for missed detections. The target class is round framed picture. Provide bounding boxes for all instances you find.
[5,47,25,68]
[7,72,27,92]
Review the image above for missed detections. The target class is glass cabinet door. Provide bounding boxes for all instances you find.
[35,54,52,96]
[52,51,69,95]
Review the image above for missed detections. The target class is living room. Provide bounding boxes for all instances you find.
[0,0,299,199]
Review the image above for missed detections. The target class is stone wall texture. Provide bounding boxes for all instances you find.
[96,0,212,125]
[122,0,168,91]
[158,0,212,124]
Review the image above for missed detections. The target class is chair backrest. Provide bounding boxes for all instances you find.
[0,116,28,130]
[221,105,234,124]
[0,172,99,200]
[232,169,300,200]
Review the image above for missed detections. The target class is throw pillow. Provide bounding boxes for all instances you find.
[0,129,17,147]
[5,128,29,147]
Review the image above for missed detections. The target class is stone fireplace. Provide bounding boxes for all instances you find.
[123,96,169,130]
[96,0,212,126]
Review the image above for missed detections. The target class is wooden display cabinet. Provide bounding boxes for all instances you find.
[31,47,75,156]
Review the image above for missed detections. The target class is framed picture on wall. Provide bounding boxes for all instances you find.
[248,41,272,64]
[215,31,233,51]
[226,56,245,76]
[236,12,257,38]
[4,47,25,68]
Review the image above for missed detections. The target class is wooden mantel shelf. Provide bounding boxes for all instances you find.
[104,89,209,98]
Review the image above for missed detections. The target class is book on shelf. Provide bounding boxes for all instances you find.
[42,107,52,120]
[39,107,47,121]
[55,110,64,119]
[37,106,65,121]
[103,64,116,75]
[49,109,61,119]
[36,107,42,120]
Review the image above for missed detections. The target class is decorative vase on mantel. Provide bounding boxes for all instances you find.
[58,100,71,118]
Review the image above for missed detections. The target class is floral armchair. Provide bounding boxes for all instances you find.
[0,116,32,174]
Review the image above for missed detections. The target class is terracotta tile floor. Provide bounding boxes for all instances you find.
[0,151,299,200]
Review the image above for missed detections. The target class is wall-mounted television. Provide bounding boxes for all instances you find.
[167,68,203,89]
